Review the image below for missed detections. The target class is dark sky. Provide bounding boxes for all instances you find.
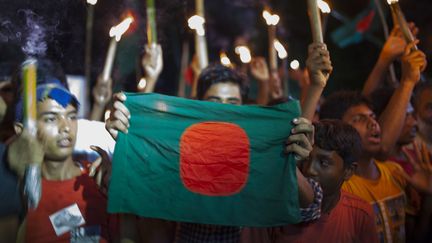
[0,0,431,97]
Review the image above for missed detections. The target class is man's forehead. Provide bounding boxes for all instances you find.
[344,104,374,117]
[313,146,334,156]
[312,146,344,163]
[205,83,241,99]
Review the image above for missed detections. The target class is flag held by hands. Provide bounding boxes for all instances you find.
[108,93,301,226]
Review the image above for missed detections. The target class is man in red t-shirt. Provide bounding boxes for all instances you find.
[12,62,115,243]
[241,120,378,243]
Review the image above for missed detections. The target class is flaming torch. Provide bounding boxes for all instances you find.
[317,0,331,34]
[85,0,97,92]
[274,40,288,59]
[188,0,208,98]
[235,45,252,64]
[307,0,323,43]
[188,14,208,70]
[102,16,133,82]
[274,39,289,95]
[220,51,233,68]
[262,8,280,72]
[22,60,37,137]
[387,0,417,50]
[22,59,41,209]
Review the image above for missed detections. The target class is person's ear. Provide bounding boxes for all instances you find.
[13,122,24,135]
[343,162,357,181]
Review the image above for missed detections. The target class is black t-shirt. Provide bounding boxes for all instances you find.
[0,143,23,217]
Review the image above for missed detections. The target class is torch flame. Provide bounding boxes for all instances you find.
[387,0,399,4]
[235,46,252,64]
[87,0,97,5]
[274,40,288,59]
[188,15,206,36]
[138,77,147,90]
[109,17,134,41]
[290,60,300,70]
[220,52,232,67]
[262,10,280,26]
[317,0,331,13]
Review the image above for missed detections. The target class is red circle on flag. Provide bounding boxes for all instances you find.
[179,122,250,196]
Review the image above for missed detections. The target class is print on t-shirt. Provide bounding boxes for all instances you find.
[371,193,405,243]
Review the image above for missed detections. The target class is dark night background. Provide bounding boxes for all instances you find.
[0,0,431,100]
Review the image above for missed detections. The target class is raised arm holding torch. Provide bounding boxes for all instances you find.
[262,8,280,72]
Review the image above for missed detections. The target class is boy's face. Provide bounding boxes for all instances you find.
[301,146,355,196]
[36,98,77,162]
[342,104,381,155]
[203,82,242,105]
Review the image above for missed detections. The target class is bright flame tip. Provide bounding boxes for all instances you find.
[387,0,398,4]
[290,60,300,70]
[317,0,331,13]
[109,17,134,41]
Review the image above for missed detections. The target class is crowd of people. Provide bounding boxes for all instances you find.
[0,12,431,243]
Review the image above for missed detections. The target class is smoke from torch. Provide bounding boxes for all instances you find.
[20,10,47,58]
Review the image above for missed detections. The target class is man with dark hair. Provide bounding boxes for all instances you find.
[241,120,378,242]
[319,43,431,242]
[370,87,432,242]
[319,91,372,121]
[7,59,116,242]
[196,64,249,104]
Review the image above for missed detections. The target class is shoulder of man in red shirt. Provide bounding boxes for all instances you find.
[338,190,379,242]
[339,190,375,217]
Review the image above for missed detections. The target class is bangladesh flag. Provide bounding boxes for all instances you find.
[108,93,302,226]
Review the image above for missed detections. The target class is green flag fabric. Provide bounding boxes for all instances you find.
[108,93,302,226]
